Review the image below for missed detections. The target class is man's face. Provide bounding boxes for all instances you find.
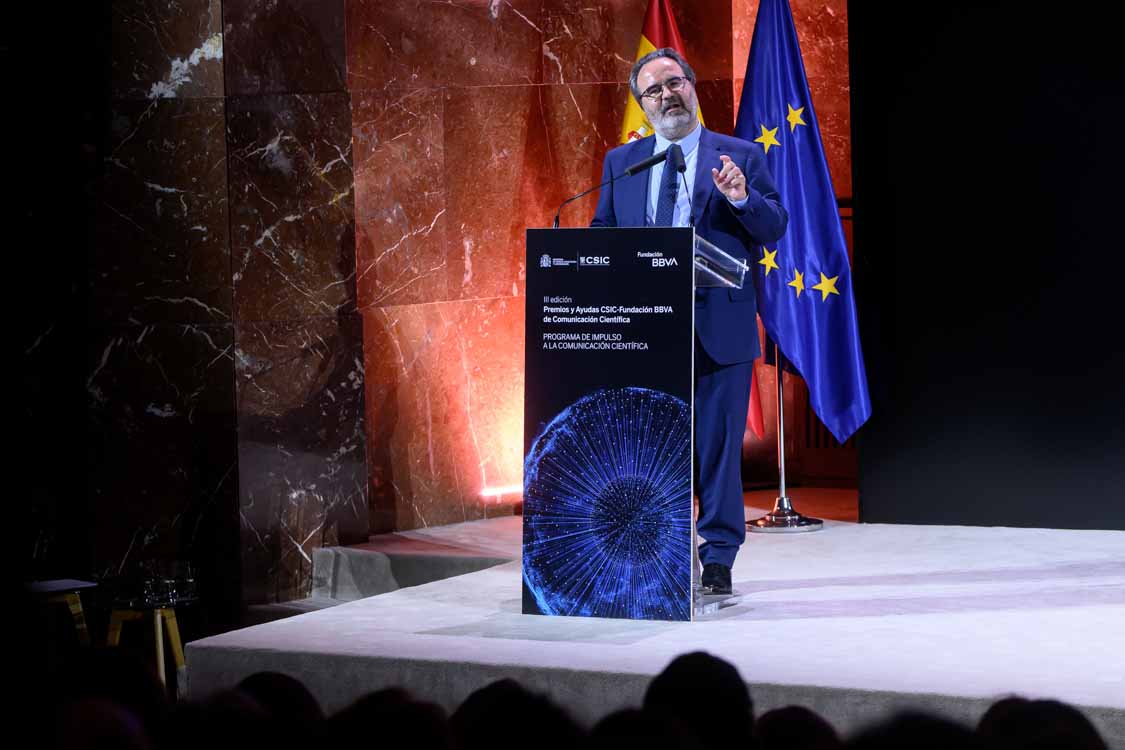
[636,57,699,140]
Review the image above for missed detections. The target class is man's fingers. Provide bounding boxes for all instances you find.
[713,157,747,198]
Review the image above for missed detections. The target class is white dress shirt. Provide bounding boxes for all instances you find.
[646,123,749,226]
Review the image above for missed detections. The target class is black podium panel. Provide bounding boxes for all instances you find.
[522,228,695,621]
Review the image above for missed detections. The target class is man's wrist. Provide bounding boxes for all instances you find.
[727,187,766,216]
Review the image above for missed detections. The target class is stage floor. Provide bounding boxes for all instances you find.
[187,509,1125,746]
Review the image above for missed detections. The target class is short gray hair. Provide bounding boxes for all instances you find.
[629,47,698,102]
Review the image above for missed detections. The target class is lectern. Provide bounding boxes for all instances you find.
[522,228,746,622]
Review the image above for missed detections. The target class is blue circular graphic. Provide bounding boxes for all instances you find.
[523,387,693,621]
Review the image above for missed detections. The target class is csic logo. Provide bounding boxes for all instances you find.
[539,254,551,268]
[652,257,679,267]
[580,256,611,266]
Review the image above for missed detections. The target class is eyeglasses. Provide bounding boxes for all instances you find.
[640,76,691,101]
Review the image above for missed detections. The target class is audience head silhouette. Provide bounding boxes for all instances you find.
[756,705,841,750]
[846,711,980,750]
[644,652,754,750]
[592,707,704,750]
[977,696,1108,750]
[452,678,583,750]
[330,686,451,749]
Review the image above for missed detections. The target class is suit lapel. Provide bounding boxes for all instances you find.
[619,137,655,227]
[692,128,719,226]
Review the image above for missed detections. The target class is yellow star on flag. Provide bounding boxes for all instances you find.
[788,269,805,298]
[787,103,807,132]
[812,272,840,301]
[754,124,781,154]
[759,248,779,276]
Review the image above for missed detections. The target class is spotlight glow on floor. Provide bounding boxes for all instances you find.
[480,484,523,498]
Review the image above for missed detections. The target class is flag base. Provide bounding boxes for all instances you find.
[747,495,823,533]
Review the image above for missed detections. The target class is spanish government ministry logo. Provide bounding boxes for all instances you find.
[539,254,551,269]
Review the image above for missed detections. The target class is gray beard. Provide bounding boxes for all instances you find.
[652,107,698,141]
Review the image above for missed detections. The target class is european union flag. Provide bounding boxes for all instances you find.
[734,0,870,443]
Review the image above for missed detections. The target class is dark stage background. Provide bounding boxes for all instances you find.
[850,3,1125,529]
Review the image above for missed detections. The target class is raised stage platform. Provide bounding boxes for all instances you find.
[188,503,1125,746]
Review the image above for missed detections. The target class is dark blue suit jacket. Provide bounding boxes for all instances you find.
[590,128,787,365]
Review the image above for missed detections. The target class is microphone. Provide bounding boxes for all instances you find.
[624,148,672,177]
[667,143,685,175]
[552,148,671,228]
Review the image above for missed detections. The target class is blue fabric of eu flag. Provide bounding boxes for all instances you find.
[734,0,871,443]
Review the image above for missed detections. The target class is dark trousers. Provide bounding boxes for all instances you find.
[694,339,753,568]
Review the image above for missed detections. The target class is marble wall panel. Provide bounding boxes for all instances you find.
[435,82,636,301]
[352,88,450,309]
[440,85,542,301]
[696,79,736,136]
[795,0,851,197]
[87,323,239,617]
[223,0,347,95]
[537,82,643,225]
[557,80,634,203]
[732,0,757,80]
[732,0,851,196]
[236,315,368,603]
[88,0,377,620]
[540,1,644,85]
[111,0,224,100]
[364,298,523,533]
[345,0,544,92]
[227,92,356,322]
[673,0,734,84]
[92,98,231,326]
[538,1,732,86]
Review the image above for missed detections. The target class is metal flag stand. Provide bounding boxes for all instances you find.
[747,343,823,533]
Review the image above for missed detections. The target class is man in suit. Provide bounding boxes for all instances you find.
[591,48,788,595]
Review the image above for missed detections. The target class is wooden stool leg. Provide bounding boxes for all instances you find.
[107,609,144,647]
[65,593,91,646]
[162,608,188,699]
[107,610,125,647]
[153,609,166,687]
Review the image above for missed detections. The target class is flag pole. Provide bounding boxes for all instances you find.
[747,343,823,533]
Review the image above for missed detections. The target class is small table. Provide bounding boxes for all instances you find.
[27,579,98,646]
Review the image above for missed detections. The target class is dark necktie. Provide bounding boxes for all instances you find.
[654,150,679,226]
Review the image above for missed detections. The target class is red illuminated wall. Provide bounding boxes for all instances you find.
[350,0,851,531]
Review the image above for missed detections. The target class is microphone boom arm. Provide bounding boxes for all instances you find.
[551,148,670,228]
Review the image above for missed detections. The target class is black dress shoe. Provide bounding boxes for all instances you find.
[701,563,732,595]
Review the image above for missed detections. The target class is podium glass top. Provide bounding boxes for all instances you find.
[694,234,748,289]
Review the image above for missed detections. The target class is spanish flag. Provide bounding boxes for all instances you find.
[619,0,703,144]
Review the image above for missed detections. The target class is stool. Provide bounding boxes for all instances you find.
[107,606,187,697]
[27,579,97,646]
